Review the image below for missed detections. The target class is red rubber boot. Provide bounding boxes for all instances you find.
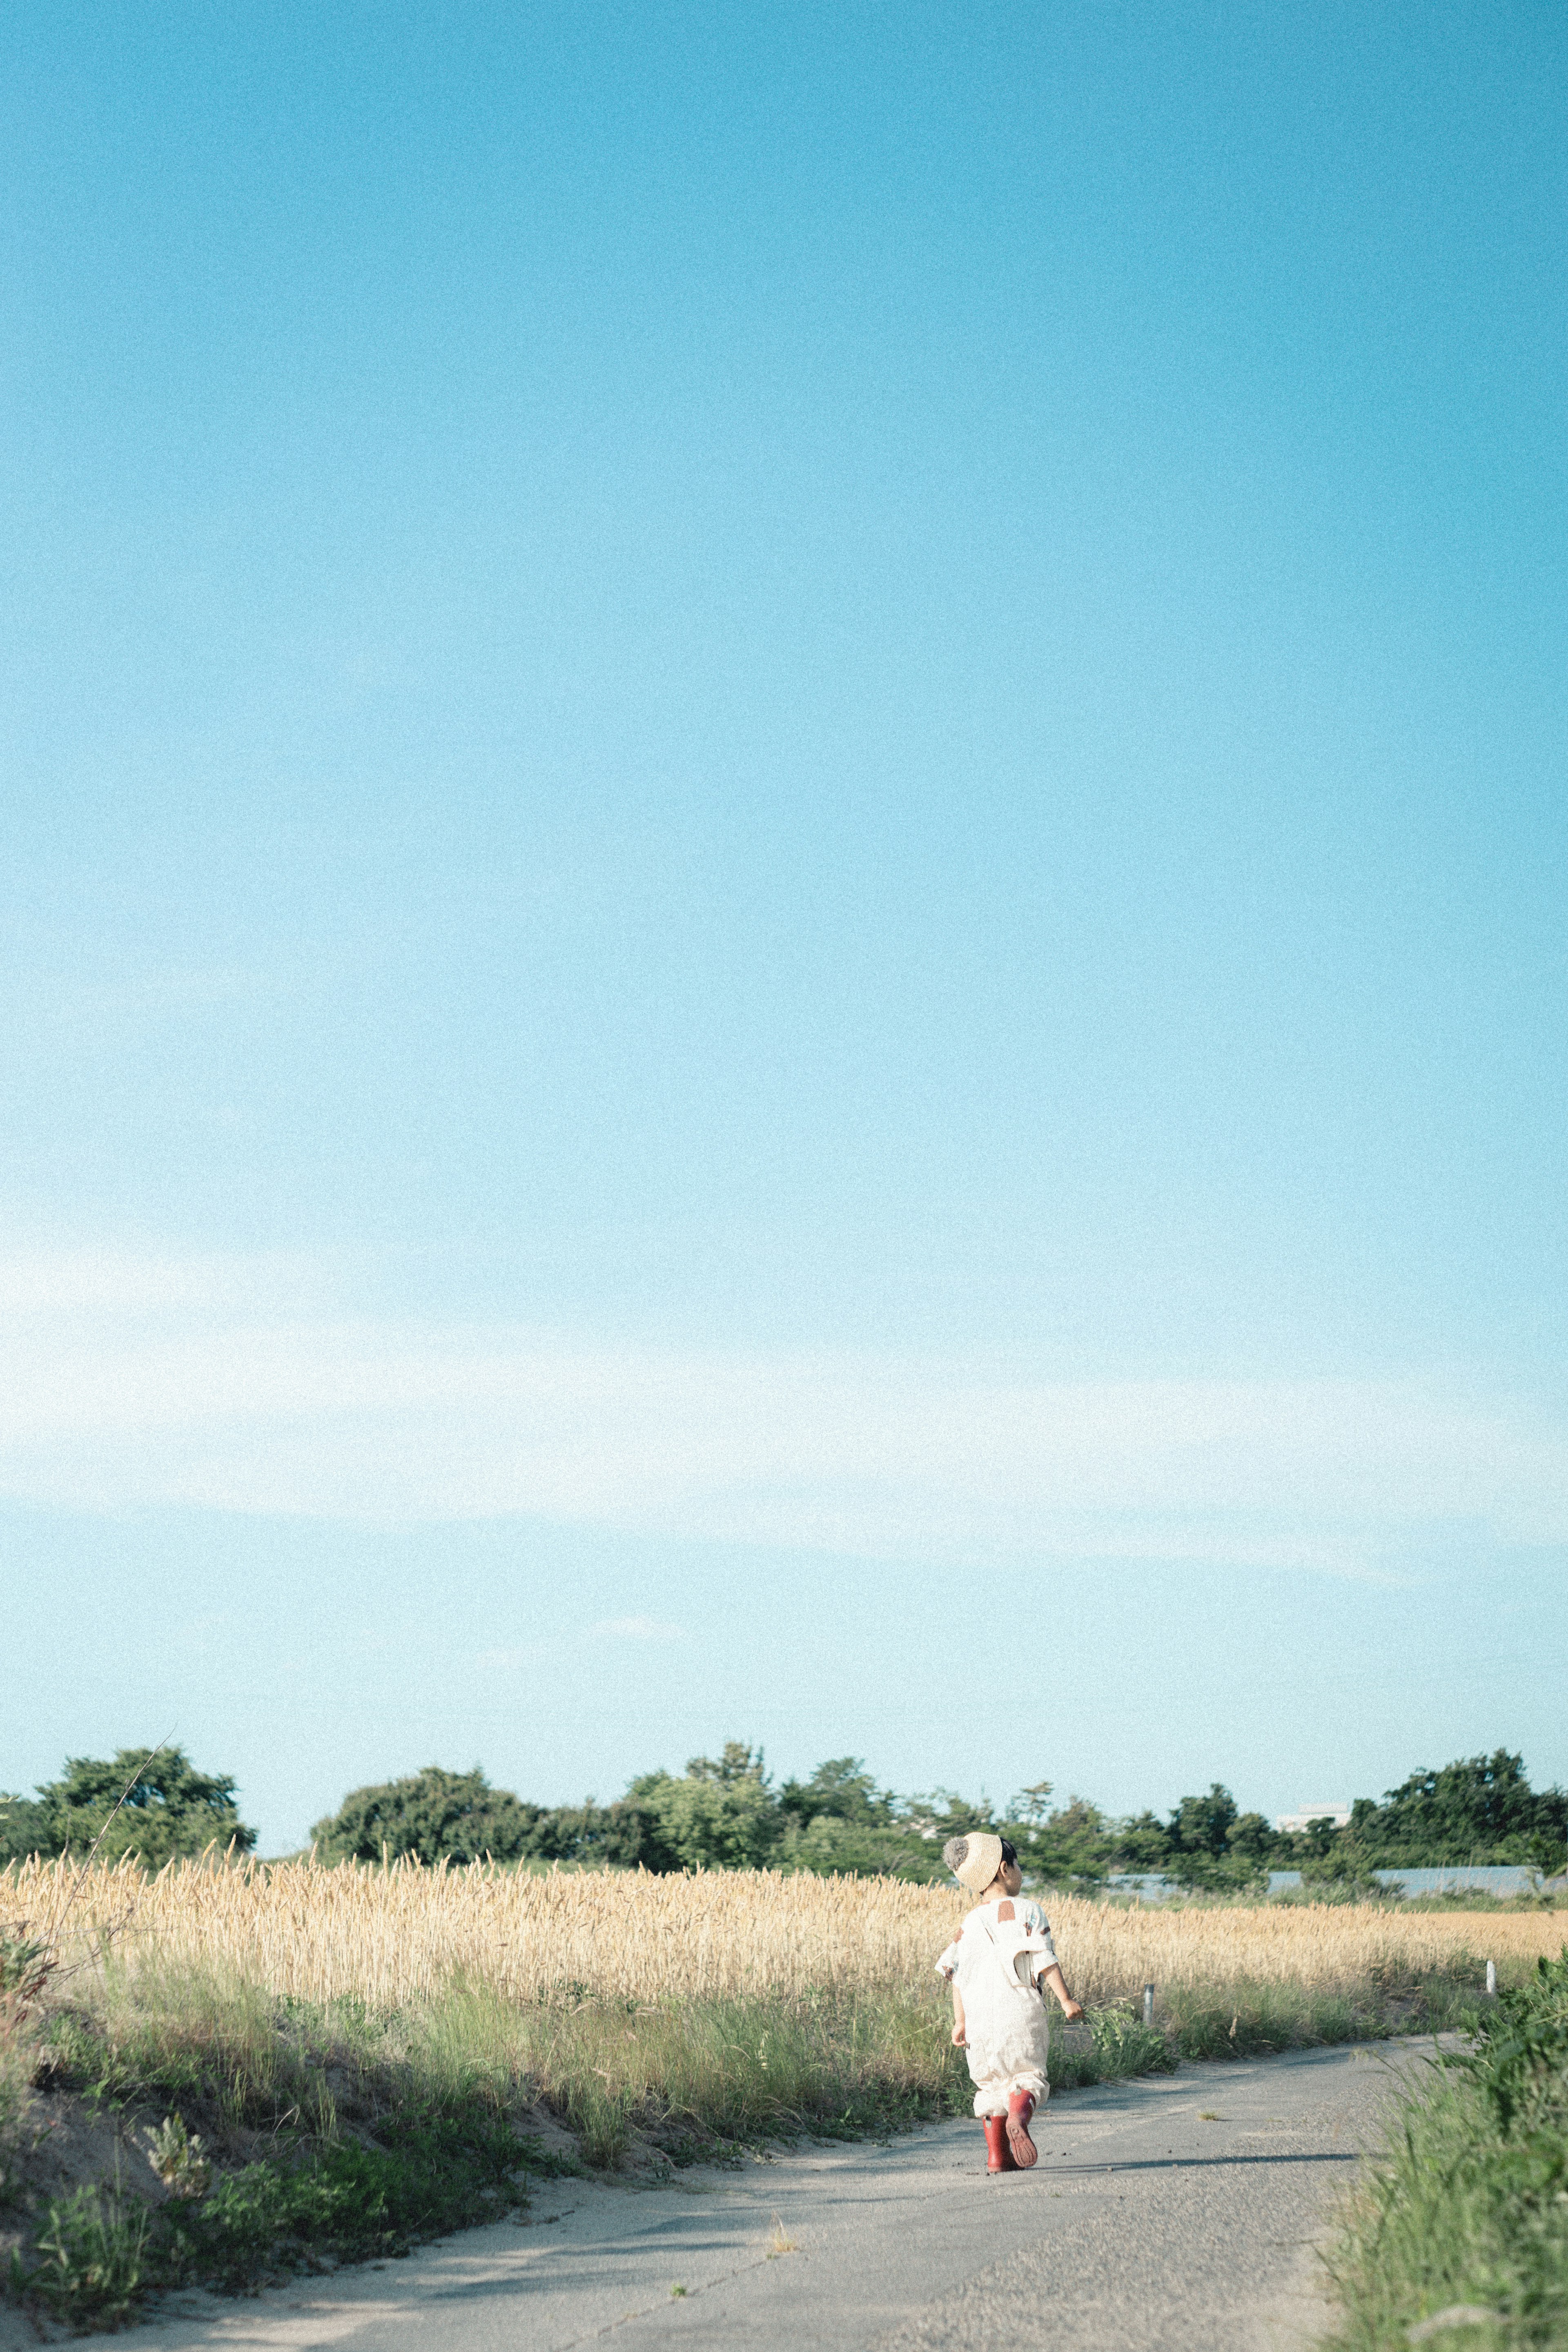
[982,2114,1016,2173]
[1006,2089,1038,2169]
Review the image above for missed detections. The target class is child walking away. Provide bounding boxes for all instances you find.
[935,1832,1085,2174]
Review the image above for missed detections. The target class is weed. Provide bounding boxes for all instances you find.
[0,1928,51,2001]
[1085,2005,1175,2081]
[144,2111,212,2200]
[30,2183,152,2330]
[15,2105,537,2323]
[0,1991,39,2209]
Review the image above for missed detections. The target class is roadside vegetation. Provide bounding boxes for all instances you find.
[0,1871,1175,2330]
[1323,1948,1568,2351]
[2,1942,570,2331]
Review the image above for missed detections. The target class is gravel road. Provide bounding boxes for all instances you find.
[50,2040,1427,2352]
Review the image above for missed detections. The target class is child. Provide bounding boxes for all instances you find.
[935,1831,1084,2174]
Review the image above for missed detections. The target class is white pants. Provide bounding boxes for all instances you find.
[970,2066,1047,2119]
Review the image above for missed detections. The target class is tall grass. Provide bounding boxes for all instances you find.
[1322,1950,1568,2350]
[8,1853,1556,2012]
[37,1956,1014,2169]
[7,1852,1536,2171]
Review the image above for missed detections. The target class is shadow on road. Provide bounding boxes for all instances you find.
[1042,2151,1360,2175]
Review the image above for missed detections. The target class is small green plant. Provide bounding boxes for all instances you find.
[0,1987,41,2210]
[1087,2004,1176,2079]
[145,2111,213,2200]
[0,1927,51,2001]
[29,2183,153,2330]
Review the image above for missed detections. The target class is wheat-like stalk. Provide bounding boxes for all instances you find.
[5,1855,1559,2011]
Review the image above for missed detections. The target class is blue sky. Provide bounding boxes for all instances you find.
[2,4,1564,1849]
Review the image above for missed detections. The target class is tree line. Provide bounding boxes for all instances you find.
[3,1743,1564,1885]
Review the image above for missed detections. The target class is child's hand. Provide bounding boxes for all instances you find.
[1059,1998,1084,2023]
[950,2023,967,2047]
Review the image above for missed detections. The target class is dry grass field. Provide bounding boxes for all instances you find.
[7,1852,1558,2011]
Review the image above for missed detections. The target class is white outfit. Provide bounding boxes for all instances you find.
[935,1897,1057,2117]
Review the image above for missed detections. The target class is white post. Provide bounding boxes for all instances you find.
[1486,1960,1497,1998]
[1143,1981,1155,2027]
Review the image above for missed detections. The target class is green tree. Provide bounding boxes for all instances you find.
[1299,1843,1383,1899]
[1417,1752,1552,1853]
[683,1741,770,1787]
[628,1744,781,1871]
[0,1793,53,1865]
[902,1788,1000,1845]
[1011,1795,1115,1890]
[1156,1785,1272,1892]
[780,1813,948,1880]
[772,1756,958,1879]
[311,1766,543,1865]
[1343,1752,1568,1865]
[1007,1781,1056,1828]
[525,1798,671,1871]
[1169,1784,1238,1860]
[1229,1810,1283,1864]
[1299,1813,1344,1860]
[1524,1829,1568,1884]
[2,1749,256,1867]
[777,1756,896,1829]
[1112,1810,1172,1871]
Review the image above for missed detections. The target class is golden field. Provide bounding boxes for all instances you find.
[7,1854,1561,2009]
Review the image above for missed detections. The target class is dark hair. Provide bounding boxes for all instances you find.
[998,1838,1018,1869]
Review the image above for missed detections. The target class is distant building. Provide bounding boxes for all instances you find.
[1274,1801,1352,1834]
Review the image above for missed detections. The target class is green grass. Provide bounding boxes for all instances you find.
[31,1952,1176,2170]
[1052,2004,1174,2086]
[25,2180,154,2331]
[159,2111,536,2289]
[8,1962,586,2327]
[16,2115,541,2328]
[1156,1973,1479,2060]
[1321,1948,1568,2350]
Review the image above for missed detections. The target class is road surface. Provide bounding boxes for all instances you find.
[62,2040,1426,2351]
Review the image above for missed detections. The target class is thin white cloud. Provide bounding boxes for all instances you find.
[0,1242,327,1317]
[0,1241,1562,1579]
[590,1617,689,1642]
[474,1642,554,1672]
[0,960,305,1040]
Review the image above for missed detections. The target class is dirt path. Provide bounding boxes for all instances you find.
[18,2040,1427,2351]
